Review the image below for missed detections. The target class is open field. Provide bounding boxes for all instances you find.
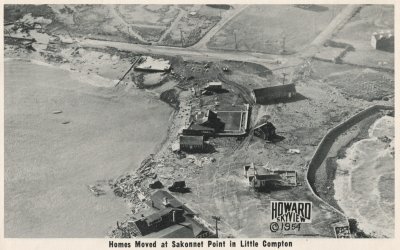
[332,5,394,69]
[207,5,344,54]
[311,61,394,101]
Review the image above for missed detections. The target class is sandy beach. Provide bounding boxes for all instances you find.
[4,59,173,237]
[334,116,394,237]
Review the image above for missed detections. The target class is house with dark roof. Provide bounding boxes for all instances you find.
[252,84,296,104]
[183,124,216,137]
[195,110,224,132]
[243,163,297,191]
[129,190,213,238]
[179,135,205,152]
[130,208,185,236]
[253,122,276,141]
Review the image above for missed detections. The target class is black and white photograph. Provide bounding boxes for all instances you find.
[2,1,396,244]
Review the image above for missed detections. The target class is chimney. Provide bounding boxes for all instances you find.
[163,197,169,206]
[244,165,250,178]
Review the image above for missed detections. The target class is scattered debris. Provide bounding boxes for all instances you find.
[288,148,300,154]
[87,184,106,196]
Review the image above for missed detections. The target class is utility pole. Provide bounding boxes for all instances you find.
[234,31,238,50]
[281,34,286,53]
[180,28,184,47]
[282,73,288,85]
[212,216,221,238]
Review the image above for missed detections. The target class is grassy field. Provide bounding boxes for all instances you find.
[333,5,394,69]
[115,5,179,26]
[207,5,344,54]
[159,5,222,47]
[311,61,394,101]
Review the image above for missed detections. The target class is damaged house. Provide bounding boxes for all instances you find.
[129,190,213,238]
[253,122,276,141]
[179,135,205,152]
[183,110,224,137]
[243,163,297,191]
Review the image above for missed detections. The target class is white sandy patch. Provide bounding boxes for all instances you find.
[334,115,394,237]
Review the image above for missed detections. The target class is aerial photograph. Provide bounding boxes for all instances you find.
[4,4,394,239]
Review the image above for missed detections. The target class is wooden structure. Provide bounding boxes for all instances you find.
[371,31,394,52]
[244,163,297,191]
[252,84,296,104]
[179,135,205,152]
[253,122,276,140]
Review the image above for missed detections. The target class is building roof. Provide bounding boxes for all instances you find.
[253,121,276,131]
[196,110,218,124]
[187,123,215,132]
[255,174,283,181]
[135,56,171,71]
[150,190,183,210]
[145,223,195,238]
[207,81,222,86]
[252,84,296,99]
[144,207,174,224]
[179,135,204,146]
[372,31,394,40]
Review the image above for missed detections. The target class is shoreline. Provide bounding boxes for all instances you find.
[320,114,381,212]
[5,53,179,175]
[314,113,394,238]
[333,115,394,238]
[4,50,179,237]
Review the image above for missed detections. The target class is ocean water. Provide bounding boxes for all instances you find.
[334,116,394,237]
[4,60,173,237]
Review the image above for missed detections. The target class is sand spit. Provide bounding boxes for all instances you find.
[334,116,394,237]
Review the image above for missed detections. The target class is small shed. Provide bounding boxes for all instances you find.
[253,122,276,141]
[204,81,222,91]
[252,84,296,104]
[179,135,204,152]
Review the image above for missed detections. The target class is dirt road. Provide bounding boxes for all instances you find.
[79,38,302,70]
[190,5,249,50]
[108,5,148,43]
[303,4,362,56]
[157,8,186,44]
